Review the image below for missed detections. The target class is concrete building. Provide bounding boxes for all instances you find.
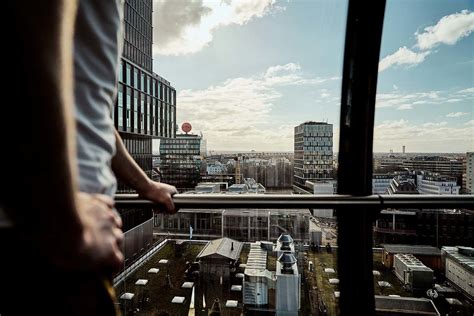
[403,156,463,178]
[196,237,243,279]
[441,246,474,300]
[293,122,333,193]
[276,253,301,315]
[381,244,442,271]
[465,152,474,194]
[416,172,460,195]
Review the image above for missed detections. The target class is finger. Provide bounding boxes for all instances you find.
[111,209,122,228]
[93,194,115,208]
[164,194,177,214]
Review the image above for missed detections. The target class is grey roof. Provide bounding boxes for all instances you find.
[197,238,243,261]
[375,296,439,315]
[383,244,441,256]
[442,246,474,273]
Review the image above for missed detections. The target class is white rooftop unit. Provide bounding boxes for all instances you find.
[393,254,433,292]
[243,242,274,307]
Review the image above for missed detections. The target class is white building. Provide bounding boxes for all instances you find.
[417,173,460,195]
[305,180,336,218]
[441,246,474,300]
[206,162,227,175]
[466,152,473,194]
[372,174,395,194]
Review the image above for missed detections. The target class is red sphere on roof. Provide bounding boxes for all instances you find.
[182,122,192,133]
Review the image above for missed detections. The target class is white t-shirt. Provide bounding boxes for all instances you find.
[74,0,124,196]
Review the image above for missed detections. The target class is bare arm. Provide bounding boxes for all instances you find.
[112,130,178,213]
[5,0,123,272]
[6,0,83,248]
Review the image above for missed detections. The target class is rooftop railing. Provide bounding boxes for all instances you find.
[115,194,473,210]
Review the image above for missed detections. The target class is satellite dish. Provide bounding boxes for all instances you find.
[426,289,438,299]
[182,122,192,133]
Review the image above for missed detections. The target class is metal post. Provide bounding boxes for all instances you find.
[337,0,386,315]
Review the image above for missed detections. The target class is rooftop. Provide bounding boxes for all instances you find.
[375,296,440,315]
[197,237,243,261]
[383,244,441,256]
[442,246,474,273]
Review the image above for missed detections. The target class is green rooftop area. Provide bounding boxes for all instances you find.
[303,250,413,315]
[115,241,247,316]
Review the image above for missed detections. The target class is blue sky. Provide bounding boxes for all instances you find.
[151,0,473,153]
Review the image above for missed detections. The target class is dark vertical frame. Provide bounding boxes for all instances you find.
[337,0,386,315]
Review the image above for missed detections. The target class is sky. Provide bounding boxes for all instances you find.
[151,0,473,153]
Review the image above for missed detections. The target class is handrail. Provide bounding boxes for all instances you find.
[114,194,474,209]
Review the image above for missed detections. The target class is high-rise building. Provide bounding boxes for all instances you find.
[114,0,176,193]
[114,0,176,266]
[465,152,474,194]
[160,134,204,191]
[293,122,333,193]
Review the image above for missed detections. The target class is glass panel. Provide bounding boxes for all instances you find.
[118,85,123,128]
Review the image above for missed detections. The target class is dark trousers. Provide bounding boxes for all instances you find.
[0,228,119,315]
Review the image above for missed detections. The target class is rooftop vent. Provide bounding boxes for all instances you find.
[278,234,294,244]
[278,252,297,274]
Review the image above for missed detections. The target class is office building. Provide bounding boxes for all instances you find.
[115,0,176,188]
[293,122,333,193]
[160,133,203,191]
[114,0,176,266]
[465,152,474,194]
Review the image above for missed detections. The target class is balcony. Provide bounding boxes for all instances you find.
[113,194,473,315]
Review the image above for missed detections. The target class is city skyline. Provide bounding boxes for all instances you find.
[151,0,473,153]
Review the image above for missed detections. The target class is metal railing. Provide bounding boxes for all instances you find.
[115,193,474,209]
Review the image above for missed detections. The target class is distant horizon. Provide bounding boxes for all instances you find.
[204,149,469,155]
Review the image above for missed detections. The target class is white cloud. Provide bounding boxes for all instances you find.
[376,88,471,109]
[379,47,430,72]
[153,0,280,55]
[397,104,413,110]
[416,10,474,50]
[379,10,474,72]
[422,121,447,127]
[446,112,470,117]
[465,120,474,126]
[374,119,473,152]
[376,90,442,109]
[457,87,474,95]
[177,63,337,150]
